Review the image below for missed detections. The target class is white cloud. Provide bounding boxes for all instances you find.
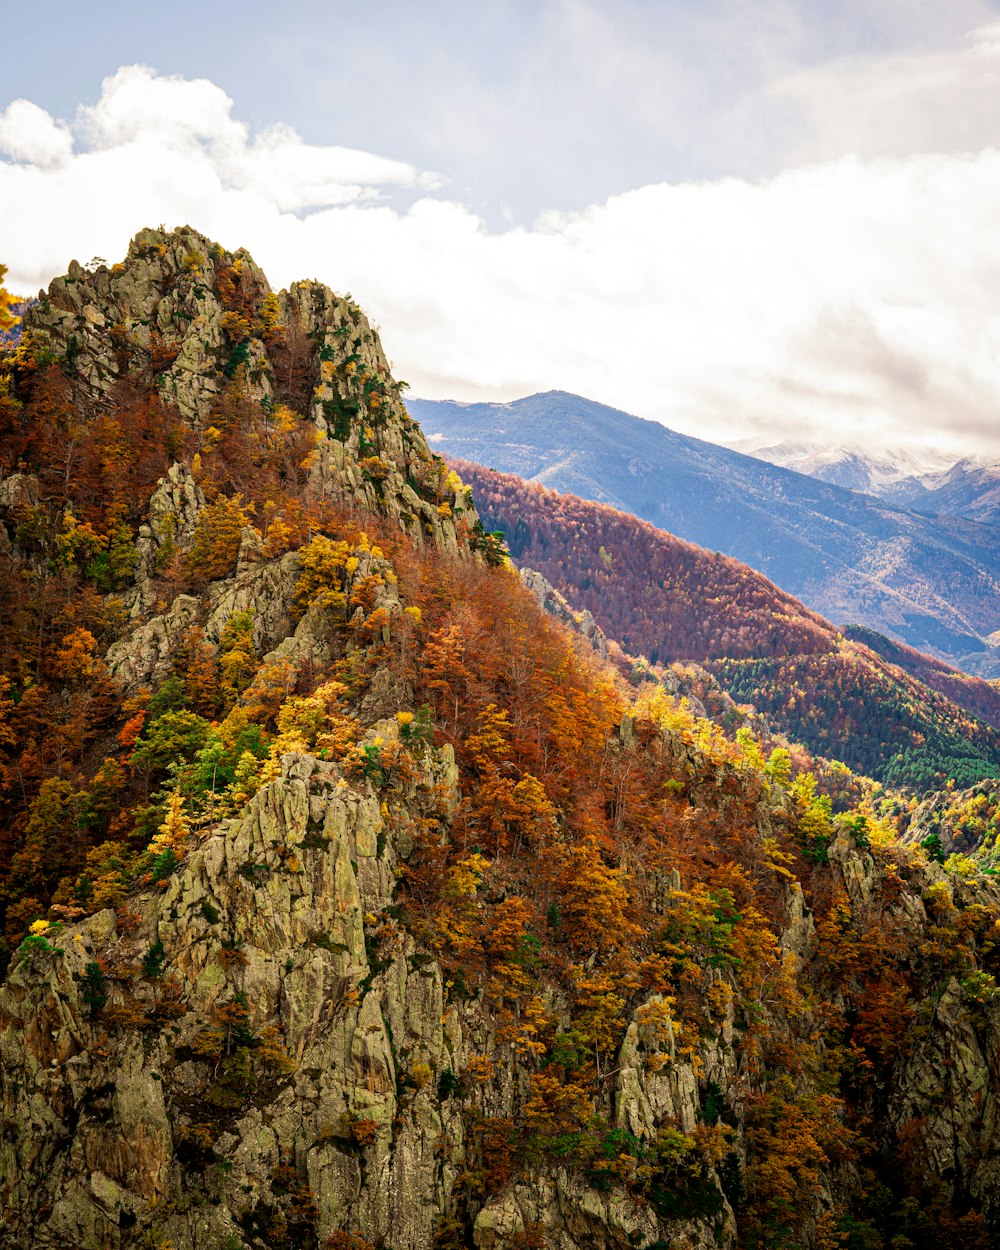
[77,65,246,155]
[3,62,1000,458]
[76,66,430,212]
[232,124,439,212]
[0,99,73,167]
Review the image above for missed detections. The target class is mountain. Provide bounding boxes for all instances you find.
[409,391,1000,674]
[743,440,1000,530]
[840,624,1000,727]
[3,231,1000,1249]
[457,458,1000,791]
[882,459,1000,527]
[732,439,958,494]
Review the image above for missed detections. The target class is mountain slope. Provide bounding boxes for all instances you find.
[457,459,1000,791]
[410,391,1000,672]
[840,624,1000,729]
[4,233,1000,1250]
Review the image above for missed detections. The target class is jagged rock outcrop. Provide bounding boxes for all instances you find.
[901,779,1000,860]
[106,531,402,696]
[521,569,610,662]
[890,977,1000,1212]
[0,473,37,558]
[0,736,740,1250]
[104,592,203,690]
[0,737,461,1249]
[473,1173,720,1250]
[134,462,206,584]
[826,829,1000,1226]
[26,229,272,422]
[23,226,477,555]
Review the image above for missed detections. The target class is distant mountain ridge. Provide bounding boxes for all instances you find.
[410,390,1000,674]
[883,459,1000,527]
[742,440,1000,528]
[457,458,1000,791]
[733,440,960,493]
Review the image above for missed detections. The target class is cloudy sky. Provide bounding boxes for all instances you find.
[3,0,1000,456]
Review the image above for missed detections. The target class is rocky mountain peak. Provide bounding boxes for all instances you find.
[20,226,485,557]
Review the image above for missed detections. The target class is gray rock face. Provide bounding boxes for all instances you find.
[104,593,202,689]
[0,739,738,1250]
[827,831,1000,1219]
[0,472,38,513]
[521,568,609,661]
[901,779,1000,860]
[0,739,463,1250]
[27,229,271,424]
[474,1172,726,1250]
[24,226,480,559]
[134,462,206,583]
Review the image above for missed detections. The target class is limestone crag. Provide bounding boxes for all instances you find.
[0,738,463,1250]
[473,1173,719,1250]
[890,977,1000,1210]
[106,534,400,695]
[827,829,1000,1222]
[26,229,272,422]
[290,280,471,553]
[902,779,1000,859]
[134,462,206,584]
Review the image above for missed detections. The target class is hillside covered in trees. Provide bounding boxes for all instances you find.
[458,460,1000,792]
[1,233,1000,1250]
[410,391,1000,674]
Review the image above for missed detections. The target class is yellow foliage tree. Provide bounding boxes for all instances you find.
[0,263,18,333]
[185,494,252,583]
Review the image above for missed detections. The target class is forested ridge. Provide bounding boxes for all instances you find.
[409,390,1000,673]
[459,459,1000,793]
[0,235,999,1250]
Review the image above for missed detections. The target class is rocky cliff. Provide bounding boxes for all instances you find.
[901,780,1000,869]
[21,225,478,559]
[0,735,732,1250]
[4,725,1000,1249]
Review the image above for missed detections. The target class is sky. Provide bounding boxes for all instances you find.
[3,0,1000,457]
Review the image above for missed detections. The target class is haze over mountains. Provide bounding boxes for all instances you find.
[732,440,959,493]
[410,391,1000,675]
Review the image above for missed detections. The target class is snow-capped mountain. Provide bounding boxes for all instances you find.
[734,438,1000,526]
[732,439,962,494]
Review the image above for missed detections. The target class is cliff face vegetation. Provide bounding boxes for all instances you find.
[458,460,1000,793]
[1,232,1000,1250]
